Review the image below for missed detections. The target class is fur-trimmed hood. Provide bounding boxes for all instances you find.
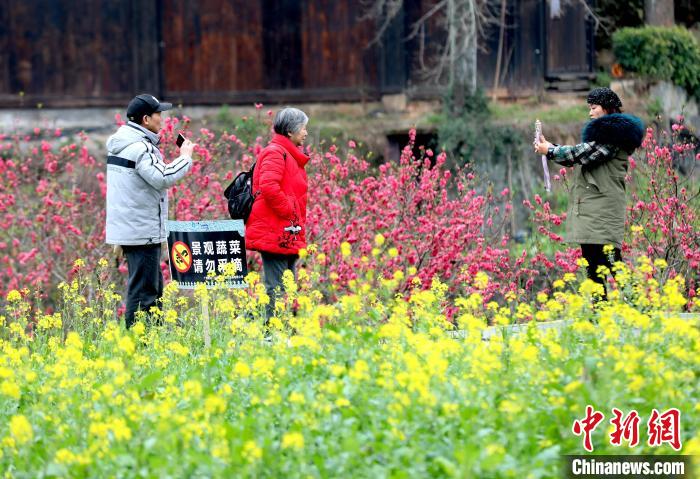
[582,113,645,153]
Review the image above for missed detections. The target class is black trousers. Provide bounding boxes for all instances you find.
[580,243,622,299]
[261,252,298,319]
[123,244,164,328]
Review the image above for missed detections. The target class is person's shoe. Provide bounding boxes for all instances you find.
[262,329,273,344]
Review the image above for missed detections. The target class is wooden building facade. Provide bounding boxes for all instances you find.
[0,0,595,108]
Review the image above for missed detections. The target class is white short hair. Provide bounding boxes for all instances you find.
[273,107,308,136]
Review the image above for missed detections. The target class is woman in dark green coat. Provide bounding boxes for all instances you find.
[535,88,645,297]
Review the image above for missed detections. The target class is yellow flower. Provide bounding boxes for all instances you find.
[579,279,605,298]
[628,375,644,393]
[131,321,146,336]
[164,310,178,324]
[349,359,370,381]
[194,283,209,301]
[110,418,132,441]
[442,403,459,416]
[242,440,263,462]
[55,448,78,465]
[341,242,352,258]
[282,270,297,294]
[563,380,582,394]
[167,341,190,357]
[65,332,83,350]
[204,394,227,414]
[252,357,275,377]
[486,443,505,457]
[329,364,345,376]
[374,233,386,246]
[9,415,33,445]
[233,361,251,378]
[298,248,308,259]
[289,391,306,404]
[653,258,667,270]
[473,272,489,290]
[388,247,399,258]
[498,399,522,415]
[118,336,135,356]
[0,381,20,400]
[522,345,538,362]
[281,431,304,450]
[183,380,203,398]
[6,290,21,302]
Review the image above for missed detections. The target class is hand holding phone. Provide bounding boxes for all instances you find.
[176,133,186,148]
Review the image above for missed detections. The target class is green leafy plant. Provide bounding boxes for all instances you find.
[613,26,700,100]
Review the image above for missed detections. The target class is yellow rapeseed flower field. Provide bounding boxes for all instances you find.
[0,256,697,477]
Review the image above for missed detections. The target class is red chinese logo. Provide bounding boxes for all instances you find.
[572,405,605,452]
[610,408,640,447]
[647,408,682,451]
[573,406,682,452]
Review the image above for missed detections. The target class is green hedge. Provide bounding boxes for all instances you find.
[613,26,700,100]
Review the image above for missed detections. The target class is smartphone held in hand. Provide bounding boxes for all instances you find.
[176,133,186,148]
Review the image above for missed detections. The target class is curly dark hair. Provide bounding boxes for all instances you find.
[587,87,623,113]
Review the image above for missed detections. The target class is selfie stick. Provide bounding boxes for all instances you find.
[535,119,551,193]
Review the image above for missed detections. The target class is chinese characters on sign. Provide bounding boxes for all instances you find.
[572,405,682,452]
[167,220,247,289]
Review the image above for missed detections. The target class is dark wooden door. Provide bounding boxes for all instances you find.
[0,0,159,107]
[545,1,594,78]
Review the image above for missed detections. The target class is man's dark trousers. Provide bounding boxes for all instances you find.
[123,244,163,328]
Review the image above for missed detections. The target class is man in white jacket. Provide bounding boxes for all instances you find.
[106,94,195,328]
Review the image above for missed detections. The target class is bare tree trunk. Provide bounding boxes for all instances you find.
[464,0,478,96]
[449,0,479,115]
[507,152,516,236]
[363,0,491,112]
[491,0,507,101]
[645,0,674,26]
[448,0,458,114]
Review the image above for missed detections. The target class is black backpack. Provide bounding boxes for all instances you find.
[223,163,257,222]
[223,148,286,222]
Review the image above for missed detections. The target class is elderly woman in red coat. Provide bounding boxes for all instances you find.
[246,107,309,319]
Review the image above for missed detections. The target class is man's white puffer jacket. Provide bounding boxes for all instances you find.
[105,122,192,245]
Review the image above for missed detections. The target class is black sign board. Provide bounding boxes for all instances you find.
[166,220,247,289]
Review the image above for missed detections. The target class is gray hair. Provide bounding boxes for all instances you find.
[273,107,309,136]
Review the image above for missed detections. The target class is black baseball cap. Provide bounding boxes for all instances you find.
[126,94,173,123]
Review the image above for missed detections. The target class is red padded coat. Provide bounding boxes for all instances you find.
[245,134,309,255]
